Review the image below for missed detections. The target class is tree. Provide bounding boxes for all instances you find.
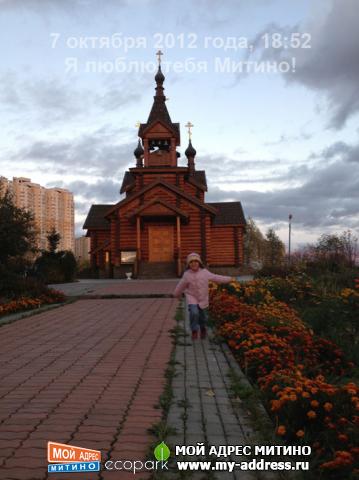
[313,231,358,271]
[340,230,358,267]
[244,217,266,268]
[47,228,61,254]
[0,190,37,266]
[264,228,285,267]
[35,229,76,283]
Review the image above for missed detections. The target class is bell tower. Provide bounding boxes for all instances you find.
[137,51,180,168]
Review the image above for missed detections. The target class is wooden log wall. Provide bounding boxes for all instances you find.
[210,226,236,265]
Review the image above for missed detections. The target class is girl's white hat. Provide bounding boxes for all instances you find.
[186,252,203,267]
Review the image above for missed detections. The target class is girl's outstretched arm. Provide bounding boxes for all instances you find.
[207,272,235,284]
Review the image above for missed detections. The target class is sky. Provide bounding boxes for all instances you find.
[0,0,358,249]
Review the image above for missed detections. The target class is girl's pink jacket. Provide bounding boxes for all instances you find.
[173,268,232,309]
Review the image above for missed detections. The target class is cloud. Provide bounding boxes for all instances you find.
[11,126,135,177]
[54,179,121,204]
[248,0,359,129]
[0,73,144,123]
[263,131,313,146]
[206,139,359,230]
[172,0,275,29]
[0,0,127,13]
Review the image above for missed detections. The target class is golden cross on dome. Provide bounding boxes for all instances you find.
[156,49,163,65]
[135,121,141,128]
[185,121,194,139]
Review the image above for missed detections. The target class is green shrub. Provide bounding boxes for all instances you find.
[34,250,77,284]
[0,264,57,300]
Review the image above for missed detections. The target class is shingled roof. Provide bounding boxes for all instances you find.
[207,201,246,225]
[83,205,112,230]
[120,170,207,194]
[120,172,135,194]
[189,171,207,191]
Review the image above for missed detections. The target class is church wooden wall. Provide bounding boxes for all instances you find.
[142,173,177,187]
[180,208,202,261]
[87,180,244,272]
[210,225,245,266]
[89,229,110,267]
[210,226,236,265]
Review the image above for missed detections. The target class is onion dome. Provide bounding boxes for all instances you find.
[155,65,165,86]
[134,139,144,159]
[185,140,197,158]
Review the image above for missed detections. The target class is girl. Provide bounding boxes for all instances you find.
[173,252,235,340]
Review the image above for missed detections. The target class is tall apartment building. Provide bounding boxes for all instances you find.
[74,236,90,263]
[0,176,74,252]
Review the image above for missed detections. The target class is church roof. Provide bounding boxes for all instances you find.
[207,201,246,225]
[83,205,111,230]
[120,172,136,194]
[107,178,218,217]
[120,170,207,194]
[188,171,207,191]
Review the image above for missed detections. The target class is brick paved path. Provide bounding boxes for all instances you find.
[49,279,178,298]
[0,298,177,480]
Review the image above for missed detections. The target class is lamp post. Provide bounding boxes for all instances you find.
[288,214,293,265]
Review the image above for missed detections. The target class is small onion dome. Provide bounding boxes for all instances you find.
[155,65,165,85]
[185,139,196,158]
[134,139,144,159]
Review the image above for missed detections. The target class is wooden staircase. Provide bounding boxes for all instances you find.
[138,261,177,279]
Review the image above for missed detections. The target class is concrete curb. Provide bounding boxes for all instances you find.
[0,302,68,327]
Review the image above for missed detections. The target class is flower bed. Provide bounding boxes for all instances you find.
[210,279,359,478]
[0,290,65,317]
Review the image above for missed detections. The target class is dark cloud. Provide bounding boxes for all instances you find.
[11,126,135,177]
[248,0,359,129]
[206,140,359,230]
[59,179,121,204]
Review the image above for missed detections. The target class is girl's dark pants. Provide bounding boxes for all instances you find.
[188,304,208,332]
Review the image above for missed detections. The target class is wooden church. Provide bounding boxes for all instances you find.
[84,55,246,278]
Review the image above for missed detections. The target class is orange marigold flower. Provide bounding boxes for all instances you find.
[302,391,310,398]
[324,402,333,412]
[310,400,319,408]
[338,434,348,442]
[307,410,317,419]
[335,451,353,459]
[296,430,305,438]
[277,425,286,436]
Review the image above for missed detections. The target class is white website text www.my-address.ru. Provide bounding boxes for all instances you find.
[177,459,309,472]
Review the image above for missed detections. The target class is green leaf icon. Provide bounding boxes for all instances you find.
[154,441,170,461]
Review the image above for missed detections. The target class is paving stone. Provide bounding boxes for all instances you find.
[0,296,177,479]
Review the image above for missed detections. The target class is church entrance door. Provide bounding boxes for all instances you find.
[148,225,174,262]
